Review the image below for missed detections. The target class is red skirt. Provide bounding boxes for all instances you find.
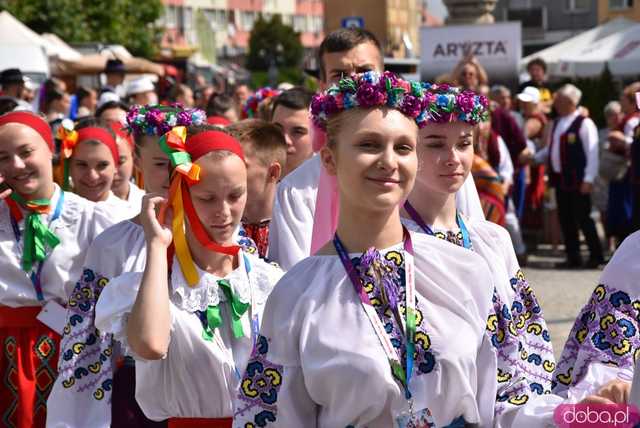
[0,306,60,428]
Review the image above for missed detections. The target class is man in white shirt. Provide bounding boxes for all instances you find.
[549,84,604,268]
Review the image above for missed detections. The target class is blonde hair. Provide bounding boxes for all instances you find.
[451,57,489,88]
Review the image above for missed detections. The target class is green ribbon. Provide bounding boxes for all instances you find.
[10,194,60,272]
[202,279,250,341]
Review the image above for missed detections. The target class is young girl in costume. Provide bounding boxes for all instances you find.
[110,121,146,212]
[47,106,257,427]
[233,71,539,427]
[399,84,567,424]
[92,124,281,426]
[0,111,115,428]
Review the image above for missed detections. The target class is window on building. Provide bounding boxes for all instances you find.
[565,0,590,12]
[166,5,178,28]
[241,11,256,31]
[293,15,306,32]
[507,7,545,30]
[609,0,633,9]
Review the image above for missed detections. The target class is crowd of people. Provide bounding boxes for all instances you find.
[1,26,640,428]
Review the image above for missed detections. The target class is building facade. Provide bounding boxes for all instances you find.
[492,0,599,55]
[323,0,422,57]
[598,0,640,23]
[159,0,324,62]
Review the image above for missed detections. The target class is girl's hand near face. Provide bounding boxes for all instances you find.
[0,174,11,200]
[140,193,172,248]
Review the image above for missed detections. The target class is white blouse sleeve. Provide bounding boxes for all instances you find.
[233,266,317,426]
[478,288,565,427]
[94,272,146,357]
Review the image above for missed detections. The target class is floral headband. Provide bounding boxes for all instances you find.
[241,87,281,119]
[310,71,428,130]
[125,104,206,137]
[420,83,489,126]
[309,72,489,130]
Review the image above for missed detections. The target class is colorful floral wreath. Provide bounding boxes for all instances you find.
[125,104,207,136]
[241,87,281,119]
[421,83,489,126]
[310,71,489,130]
[310,71,428,130]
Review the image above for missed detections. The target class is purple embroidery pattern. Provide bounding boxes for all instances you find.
[354,249,437,378]
[486,289,532,413]
[235,335,283,427]
[509,270,555,394]
[58,268,114,401]
[553,284,640,394]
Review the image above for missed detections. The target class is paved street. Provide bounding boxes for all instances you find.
[524,246,603,361]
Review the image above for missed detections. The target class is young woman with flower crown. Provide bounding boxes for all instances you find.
[398,84,568,425]
[0,111,116,428]
[89,123,281,426]
[232,72,539,427]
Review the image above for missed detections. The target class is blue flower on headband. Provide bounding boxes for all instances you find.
[436,94,450,108]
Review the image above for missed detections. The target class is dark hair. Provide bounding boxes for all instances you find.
[95,100,129,119]
[271,87,313,114]
[227,119,287,167]
[527,58,547,73]
[0,97,18,115]
[206,93,234,117]
[75,86,94,103]
[75,117,115,139]
[169,83,192,103]
[318,28,382,81]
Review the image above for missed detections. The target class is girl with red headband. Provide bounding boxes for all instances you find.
[110,121,146,213]
[56,119,123,207]
[46,106,260,427]
[0,111,116,428]
[90,124,281,426]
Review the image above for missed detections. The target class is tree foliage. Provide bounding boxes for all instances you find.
[0,0,163,58]
[246,14,303,71]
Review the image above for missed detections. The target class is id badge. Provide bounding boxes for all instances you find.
[37,301,67,335]
[396,407,436,428]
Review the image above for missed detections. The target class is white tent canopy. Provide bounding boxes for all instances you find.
[41,33,83,61]
[0,11,49,76]
[522,17,640,78]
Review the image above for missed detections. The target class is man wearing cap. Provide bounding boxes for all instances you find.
[126,77,158,106]
[101,59,126,99]
[549,84,604,268]
[518,86,548,234]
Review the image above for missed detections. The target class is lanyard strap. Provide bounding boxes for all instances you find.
[403,201,472,250]
[8,191,65,302]
[333,228,416,400]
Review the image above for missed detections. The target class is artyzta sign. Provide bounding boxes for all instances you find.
[420,22,522,82]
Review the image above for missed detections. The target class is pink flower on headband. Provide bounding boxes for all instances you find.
[400,95,422,118]
[356,82,387,108]
[456,91,476,114]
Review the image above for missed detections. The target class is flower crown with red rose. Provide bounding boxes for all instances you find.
[309,71,489,130]
[242,87,281,119]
